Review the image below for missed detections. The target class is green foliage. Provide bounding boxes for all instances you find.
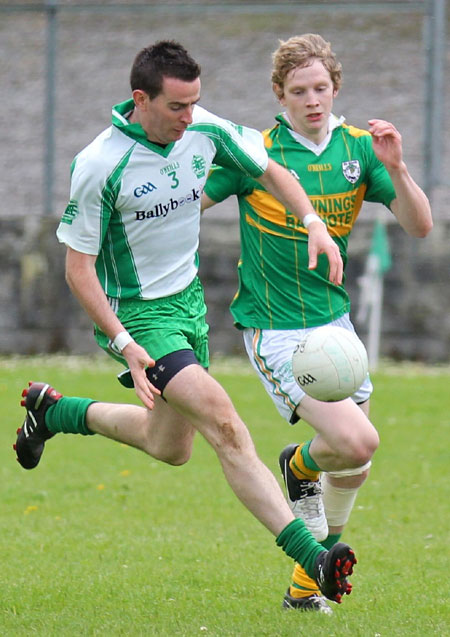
[0,356,448,636]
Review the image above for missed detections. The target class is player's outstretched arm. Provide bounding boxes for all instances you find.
[257,159,343,285]
[64,247,160,409]
[201,192,216,211]
[368,119,433,238]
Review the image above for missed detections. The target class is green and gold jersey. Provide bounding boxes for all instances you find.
[204,113,396,329]
[57,99,268,300]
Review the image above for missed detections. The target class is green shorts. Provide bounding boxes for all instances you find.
[95,276,210,369]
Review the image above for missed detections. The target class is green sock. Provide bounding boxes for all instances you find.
[321,533,342,550]
[276,518,325,579]
[301,440,321,472]
[45,397,96,436]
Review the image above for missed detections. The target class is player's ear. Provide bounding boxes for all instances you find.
[273,83,285,103]
[132,89,149,110]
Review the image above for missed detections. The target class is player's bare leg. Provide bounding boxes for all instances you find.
[298,396,379,471]
[322,401,372,536]
[288,398,375,532]
[164,364,295,535]
[16,371,295,535]
[86,398,196,466]
[15,376,358,602]
[87,364,299,533]
[163,365,357,602]
[280,399,373,610]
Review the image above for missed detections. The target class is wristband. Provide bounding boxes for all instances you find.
[113,331,134,353]
[303,213,325,228]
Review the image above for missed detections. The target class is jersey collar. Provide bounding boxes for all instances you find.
[111,98,176,154]
[275,112,345,156]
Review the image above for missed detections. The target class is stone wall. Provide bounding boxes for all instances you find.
[3,214,449,363]
[198,212,450,363]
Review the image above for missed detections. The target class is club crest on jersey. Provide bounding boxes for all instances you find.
[342,160,360,184]
[277,360,294,382]
[191,154,206,178]
[61,199,79,225]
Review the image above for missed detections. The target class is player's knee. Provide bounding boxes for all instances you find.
[210,410,249,455]
[165,453,191,467]
[155,448,192,466]
[143,437,193,465]
[343,446,373,468]
[341,430,379,467]
[216,417,241,450]
[364,428,380,458]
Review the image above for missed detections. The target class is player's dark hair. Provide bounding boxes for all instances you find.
[130,40,201,99]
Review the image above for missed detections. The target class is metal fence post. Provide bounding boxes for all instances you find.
[423,0,447,200]
[44,0,58,216]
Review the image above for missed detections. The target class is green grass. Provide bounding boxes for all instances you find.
[0,356,449,636]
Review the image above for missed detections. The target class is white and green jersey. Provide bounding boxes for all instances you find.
[204,113,397,330]
[57,99,268,300]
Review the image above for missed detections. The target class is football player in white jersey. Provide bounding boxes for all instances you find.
[15,41,358,606]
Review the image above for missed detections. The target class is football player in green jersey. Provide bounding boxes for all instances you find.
[202,34,432,612]
[14,41,357,607]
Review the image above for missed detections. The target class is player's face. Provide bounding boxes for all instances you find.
[134,76,201,144]
[277,59,337,144]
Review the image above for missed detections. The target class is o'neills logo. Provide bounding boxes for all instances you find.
[134,187,201,220]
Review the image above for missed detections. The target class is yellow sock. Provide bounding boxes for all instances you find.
[289,562,320,598]
[289,442,320,482]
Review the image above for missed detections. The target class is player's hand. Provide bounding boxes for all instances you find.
[122,341,161,410]
[368,119,403,171]
[307,220,343,285]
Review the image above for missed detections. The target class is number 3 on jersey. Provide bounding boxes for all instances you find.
[168,171,179,189]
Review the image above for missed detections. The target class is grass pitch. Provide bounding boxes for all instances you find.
[0,356,448,636]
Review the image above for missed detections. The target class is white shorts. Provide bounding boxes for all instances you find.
[242,314,373,424]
